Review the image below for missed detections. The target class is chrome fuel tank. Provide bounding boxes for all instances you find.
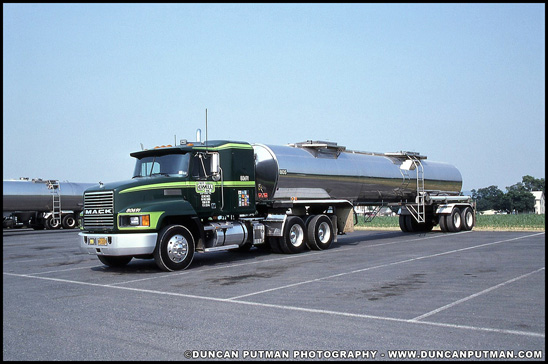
[253,142,462,204]
[3,179,98,212]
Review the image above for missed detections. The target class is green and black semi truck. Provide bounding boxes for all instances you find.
[79,135,474,271]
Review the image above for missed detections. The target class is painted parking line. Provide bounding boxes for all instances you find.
[3,270,544,339]
[410,267,545,321]
[227,232,544,300]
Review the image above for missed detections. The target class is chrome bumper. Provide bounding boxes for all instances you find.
[79,232,158,256]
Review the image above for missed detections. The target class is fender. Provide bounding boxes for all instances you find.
[118,200,197,231]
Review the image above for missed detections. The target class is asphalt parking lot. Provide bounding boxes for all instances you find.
[3,228,545,361]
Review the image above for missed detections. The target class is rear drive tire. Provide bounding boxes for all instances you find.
[154,225,195,271]
[306,214,334,250]
[268,237,283,253]
[98,255,132,267]
[279,216,307,254]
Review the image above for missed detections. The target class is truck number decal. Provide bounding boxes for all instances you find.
[201,194,211,207]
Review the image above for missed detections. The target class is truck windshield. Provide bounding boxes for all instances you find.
[133,154,190,178]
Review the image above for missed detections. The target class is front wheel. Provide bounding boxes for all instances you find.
[98,255,133,267]
[154,225,195,271]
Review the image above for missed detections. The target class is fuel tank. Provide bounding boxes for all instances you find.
[3,179,98,212]
[253,141,462,204]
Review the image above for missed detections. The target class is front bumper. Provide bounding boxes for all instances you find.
[79,232,158,256]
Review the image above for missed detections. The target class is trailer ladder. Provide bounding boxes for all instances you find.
[47,180,62,226]
[363,205,383,223]
[404,155,425,223]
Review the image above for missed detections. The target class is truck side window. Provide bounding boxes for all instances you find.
[191,153,212,180]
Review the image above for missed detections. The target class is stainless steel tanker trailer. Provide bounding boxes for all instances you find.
[79,135,475,271]
[3,179,98,229]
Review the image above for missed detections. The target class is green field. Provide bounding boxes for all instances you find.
[355,214,545,231]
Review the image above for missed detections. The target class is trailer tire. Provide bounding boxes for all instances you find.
[460,207,475,231]
[399,215,410,232]
[306,214,334,250]
[154,225,195,271]
[61,214,77,229]
[446,207,462,232]
[279,216,307,254]
[98,255,133,267]
[404,215,420,232]
[439,215,448,232]
[44,216,61,230]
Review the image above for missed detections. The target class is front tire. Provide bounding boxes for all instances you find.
[154,225,195,271]
[98,255,132,267]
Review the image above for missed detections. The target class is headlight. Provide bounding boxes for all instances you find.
[120,214,150,227]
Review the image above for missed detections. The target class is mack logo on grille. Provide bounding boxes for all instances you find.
[85,209,113,215]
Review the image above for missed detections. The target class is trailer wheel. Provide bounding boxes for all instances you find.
[404,215,420,232]
[154,225,195,271]
[460,207,475,231]
[306,214,334,250]
[44,216,61,230]
[399,215,410,232]
[61,214,77,229]
[446,207,462,232]
[98,255,133,267]
[279,216,307,254]
[438,215,448,232]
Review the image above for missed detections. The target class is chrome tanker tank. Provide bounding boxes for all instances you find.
[253,141,462,204]
[3,179,98,212]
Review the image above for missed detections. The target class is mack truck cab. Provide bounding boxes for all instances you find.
[79,140,262,271]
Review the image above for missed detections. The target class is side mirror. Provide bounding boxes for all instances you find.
[210,153,221,181]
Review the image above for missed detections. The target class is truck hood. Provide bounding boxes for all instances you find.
[83,177,186,194]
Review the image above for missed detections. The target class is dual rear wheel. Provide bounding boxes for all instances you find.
[439,206,475,232]
[268,215,334,253]
[399,206,475,233]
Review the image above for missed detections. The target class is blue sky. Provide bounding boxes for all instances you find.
[3,3,545,192]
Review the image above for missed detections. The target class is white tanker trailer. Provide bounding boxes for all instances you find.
[78,136,476,271]
[3,179,98,229]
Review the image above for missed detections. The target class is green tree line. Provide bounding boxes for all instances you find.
[471,175,545,213]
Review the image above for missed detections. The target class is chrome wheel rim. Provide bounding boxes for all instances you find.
[289,224,304,247]
[167,234,188,263]
[318,222,331,244]
[453,213,461,228]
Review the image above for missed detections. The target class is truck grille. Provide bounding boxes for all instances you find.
[83,191,114,229]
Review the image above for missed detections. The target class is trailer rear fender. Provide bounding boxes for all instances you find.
[436,203,471,215]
